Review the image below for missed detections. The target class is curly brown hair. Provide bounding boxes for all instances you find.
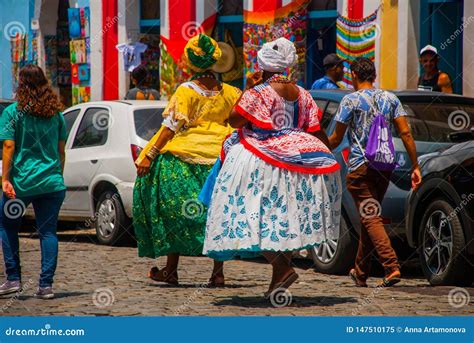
[16,64,64,118]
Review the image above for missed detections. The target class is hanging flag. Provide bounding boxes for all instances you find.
[336,10,378,88]
[159,0,218,98]
[243,0,310,85]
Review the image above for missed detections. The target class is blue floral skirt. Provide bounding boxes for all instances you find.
[203,144,342,261]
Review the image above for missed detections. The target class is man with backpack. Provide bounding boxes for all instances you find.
[125,65,160,100]
[328,57,422,287]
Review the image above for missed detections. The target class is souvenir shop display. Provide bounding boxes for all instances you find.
[81,7,90,38]
[68,6,91,105]
[10,31,38,90]
[70,39,87,64]
[78,64,90,81]
[243,0,309,85]
[44,36,58,86]
[56,21,71,87]
[336,10,378,88]
[68,8,81,39]
[71,64,80,84]
[116,42,148,72]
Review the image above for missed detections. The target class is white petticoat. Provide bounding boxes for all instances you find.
[203,143,342,260]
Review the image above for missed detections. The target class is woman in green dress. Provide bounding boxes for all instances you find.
[133,34,241,286]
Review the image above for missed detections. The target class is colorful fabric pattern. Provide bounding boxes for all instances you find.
[233,83,339,174]
[336,11,378,88]
[243,0,309,85]
[133,153,212,258]
[203,143,342,260]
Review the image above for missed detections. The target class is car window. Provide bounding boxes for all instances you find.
[398,102,474,142]
[134,108,165,141]
[63,109,81,137]
[314,99,327,113]
[72,108,110,149]
[322,101,339,130]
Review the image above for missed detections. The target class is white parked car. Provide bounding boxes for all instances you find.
[26,100,167,245]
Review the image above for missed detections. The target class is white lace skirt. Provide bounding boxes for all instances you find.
[203,143,342,261]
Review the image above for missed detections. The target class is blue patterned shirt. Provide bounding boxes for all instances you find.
[335,89,407,172]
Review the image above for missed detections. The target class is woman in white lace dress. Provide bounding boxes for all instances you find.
[203,38,342,298]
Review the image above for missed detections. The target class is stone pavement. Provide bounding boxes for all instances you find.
[0,228,472,316]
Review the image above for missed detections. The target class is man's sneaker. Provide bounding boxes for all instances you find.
[378,270,401,287]
[34,287,54,300]
[349,269,368,287]
[0,280,21,296]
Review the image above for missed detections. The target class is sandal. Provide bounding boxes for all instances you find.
[349,269,368,287]
[148,267,179,285]
[264,272,299,299]
[208,275,225,288]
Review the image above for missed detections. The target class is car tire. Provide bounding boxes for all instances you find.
[95,190,134,246]
[418,199,473,286]
[310,214,358,275]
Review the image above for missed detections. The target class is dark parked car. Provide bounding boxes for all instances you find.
[309,89,474,276]
[405,138,474,286]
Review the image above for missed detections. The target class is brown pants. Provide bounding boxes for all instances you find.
[346,164,400,280]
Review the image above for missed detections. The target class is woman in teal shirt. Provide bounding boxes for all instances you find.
[0,64,67,299]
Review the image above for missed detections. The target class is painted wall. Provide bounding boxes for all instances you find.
[0,0,34,99]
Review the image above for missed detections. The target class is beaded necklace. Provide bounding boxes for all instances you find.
[266,74,292,84]
[190,71,216,81]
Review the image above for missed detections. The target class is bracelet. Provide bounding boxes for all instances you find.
[146,146,160,160]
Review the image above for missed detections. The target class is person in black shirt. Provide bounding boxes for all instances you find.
[418,45,453,93]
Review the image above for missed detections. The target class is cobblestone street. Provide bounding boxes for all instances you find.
[0,228,472,316]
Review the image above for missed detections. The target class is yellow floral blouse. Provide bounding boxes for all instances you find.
[136,82,241,165]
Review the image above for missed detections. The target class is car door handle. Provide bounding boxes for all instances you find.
[90,160,98,164]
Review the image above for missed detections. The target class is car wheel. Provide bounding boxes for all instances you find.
[418,199,473,286]
[310,214,358,275]
[95,190,133,246]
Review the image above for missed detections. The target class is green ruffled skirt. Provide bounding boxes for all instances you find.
[132,153,212,258]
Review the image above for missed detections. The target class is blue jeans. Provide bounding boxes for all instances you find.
[0,190,65,287]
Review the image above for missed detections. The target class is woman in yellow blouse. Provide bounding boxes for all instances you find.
[133,34,241,286]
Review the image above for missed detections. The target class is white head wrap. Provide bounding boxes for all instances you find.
[257,37,297,72]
